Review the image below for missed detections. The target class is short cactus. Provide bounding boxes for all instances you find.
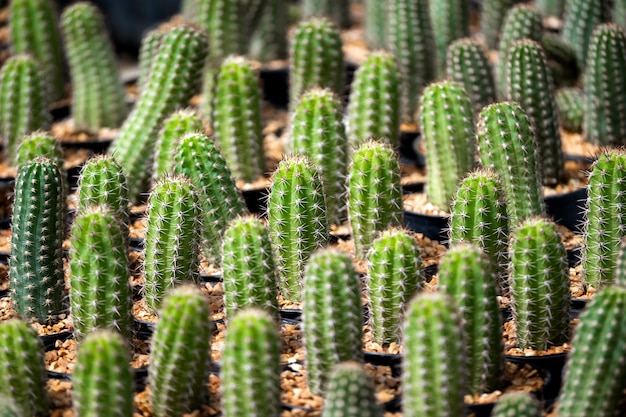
[491,392,542,417]
[302,0,350,29]
[481,0,514,50]
[562,0,612,70]
[302,249,363,395]
[322,362,384,417]
[149,285,212,417]
[556,87,584,133]
[137,29,165,94]
[363,0,386,49]
[15,130,63,170]
[428,0,469,76]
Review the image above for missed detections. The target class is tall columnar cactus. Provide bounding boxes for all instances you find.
[248,0,288,62]
[73,330,133,417]
[557,285,626,417]
[582,150,626,289]
[322,362,384,417]
[149,285,212,417]
[303,249,363,395]
[556,87,584,133]
[0,320,47,417]
[348,140,403,259]
[15,130,63,169]
[110,24,208,203]
[291,87,349,225]
[268,155,329,303]
[221,308,281,417]
[446,38,496,116]
[438,243,504,394]
[419,79,475,210]
[9,0,65,101]
[60,2,127,131]
[509,217,570,350]
[289,17,344,111]
[144,175,201,312]
[491,393,542,417]
[476,102,545,224]
[428,0,469,76]
[0,54,51,163]
[367,228,423,345]
[302,0,350,29]
[583,24,626,146]
[481,0,514,50]
[69,205,134,342]
[402,292,466,417]
[212,56,265,183]
[562,0,612,70]
[506,39,565,186]
[222,216,279,318]
[138,29,165,94]
[345,51,400,146]
[364,0,386,49]
[173,132,247,266]
[10,156,66,324]
[386,0,437,124]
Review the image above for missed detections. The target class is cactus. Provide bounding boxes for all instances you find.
[138,29,165,94]
[345,51,400,146]
[583,23,626,146]
[9,0,65,101]
[438,243,504,394]
[0,396,21,417]
[149,285,212,417]
[506,39,565,186]
[15,130,63,169]
[172,132,247,266]
[0,320,47,417]
[557,285,626,417]
[446,38,496,116]
[509,217,570,350]
[366,228,423,345]
[476,102,545,224]
[322,362,384,417]
[69,205,134,342]
[386,0,437,124]
[0,54,51,163]
[268,155,329,303]
[402,292,466,417]
[291,87,349,225]
[10,156,66,324]
[541,32,580,88]
[222,216,279,318]
[181,0,198,22]
[348,140,403,259]
[289,17,344,111]
[221,308,281,417]
[364,0,386,49]
[302,249,363,395]
[617,0,626,33]
[481,0,514,50]
[212,56,265,183]
[536,0,566,18]
[419,79,475,210]
[73,330,133,417]
[248,0,288,62]
[60,2,127,131]
[556,87,584,133]
[581,150,626,289]
[109,24,208,203]
[144,175,202,312]
[616,239,626,287]
[302,0,350,29]
[491,392,542,417]
[562,0,612,70]
[428,0,469,76]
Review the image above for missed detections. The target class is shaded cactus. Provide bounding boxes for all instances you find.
[541,32,580,88]
[302,0,350,29]
[221,308,281,417]
[616,239,626,287]
[10,156,66,324]
[481,0,515,50]
[428,0,469,76]
[562,0,612,70]
[73,330,133,417]
[138,29,165,94]
[149,285,212,417]
[556,87,584,133]
[0,395,21,417]
[322,362,384,417]
[536,0,566,18]
[364,0,386,49]
[302,249,363,395]
[15,130,63,169]
[617,0,626,33]
[492,392,542,417]
[248,0,288,62]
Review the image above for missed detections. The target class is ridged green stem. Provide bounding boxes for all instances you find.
[15,130,63,170]
[428,0,469,76]
[302,0,350,28]
[364,0,386,49]
[322,362,384,417]
[481,0,514,50]
[556,87,584,133]
[492,393,542,417]
[138,29,165,94]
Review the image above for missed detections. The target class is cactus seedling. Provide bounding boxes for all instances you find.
[562,0,612,70]
[322,362,384,417]
[556,87,584,133]
[491,392,542,417]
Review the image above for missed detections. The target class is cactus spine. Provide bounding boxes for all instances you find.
[556,87,584,133]
[481,0,514,50]
[137,29,165,94]
[428,0,469,76]
[491,392,542,417]
[562,0,612,70]
[302,0,351,29]
[322,362,384,417]
[15,130,63,170]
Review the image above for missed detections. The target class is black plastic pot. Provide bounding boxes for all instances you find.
[398,131,426,167]
[544,186,587,234]
[403,209,449,243]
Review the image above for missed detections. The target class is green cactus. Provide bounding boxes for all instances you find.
[419,79,475,210]
[348,140,403,260]
[562,0,612,70]
[221,308,281,417]
[289,17,344,111]
[109,24,208,203]
[9,0,65,101]
[476,102,545,224]
[616,239,626,287]
[172,132,247,266]
[15,130,63,170]
[180,0,198,22]
[506,39,565,186]
[556,87,584,133]
[345,51,400,146]
[583,23,626,146]
[0,54,51,162]
[248,0,288,62]
[149,285,212,417]
[222,216,279,319]
[60,2,127,131]
[0,395,22,417]
[557,285,626,417]
[366,227,423,345]
[363,0,386,49]
[386,0,437,124]
[302,249,363,395]
[536,0,566,18]
[491,392,542,417]
[0,320,47,417]
[428,0,469,76]
[541,32,580,88]
[10,156,66,324]
[481,0,514,50]
[322,362,384,417]
[73,330,133,417]
[69,205,134,342]
[402,292,466,417]
[268,155,329,303]
[145,175,202,312]
[302,0,350,29]
[138,29,165,94]
[617,0,626,33]
[438,243,504,394]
